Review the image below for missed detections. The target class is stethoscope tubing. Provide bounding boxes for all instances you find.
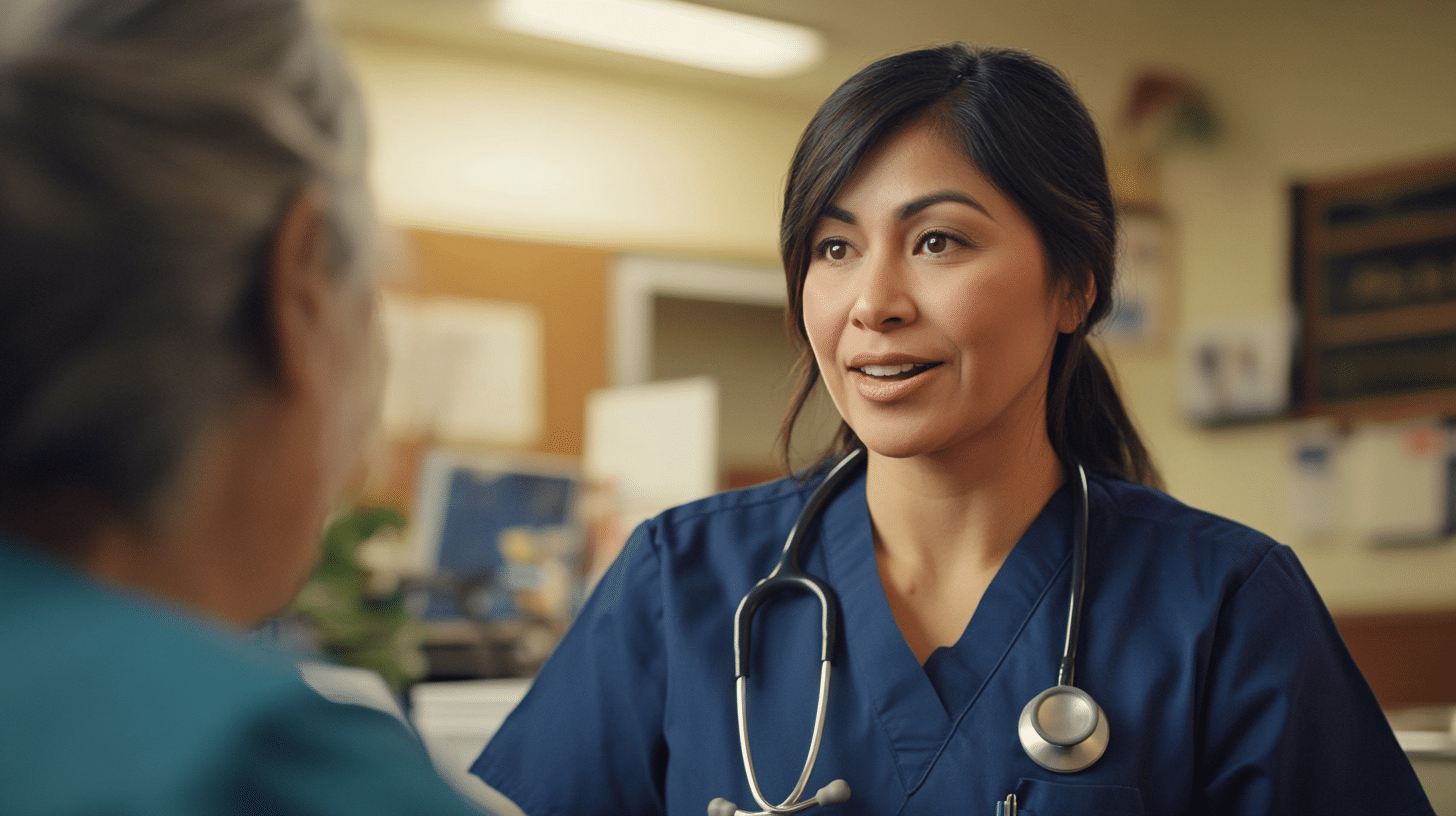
[731,448,866,678]
[733,662,834,813]
[725,449,865,814]
[1057,463,1089,688]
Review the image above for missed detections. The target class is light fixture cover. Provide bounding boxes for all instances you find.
[488,0,824,78]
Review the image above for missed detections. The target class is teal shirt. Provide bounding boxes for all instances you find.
[0,538,489,815]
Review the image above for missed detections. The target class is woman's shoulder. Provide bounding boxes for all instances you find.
[1087,474,1285,580]
[620,472,829,570]
[1080,477,1339,654]
[649,472,816,532]
[1,539,483,814]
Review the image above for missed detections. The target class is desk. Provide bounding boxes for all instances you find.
[410,678,532,816]
[1392,706,1456,815]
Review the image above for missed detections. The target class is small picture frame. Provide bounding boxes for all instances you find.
[1180,312,1296,424]
[1101,210,1172,345]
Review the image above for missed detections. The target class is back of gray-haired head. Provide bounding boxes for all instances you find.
[0,0,373,524]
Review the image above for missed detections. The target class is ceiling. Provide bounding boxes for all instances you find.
[320,0,1198,109]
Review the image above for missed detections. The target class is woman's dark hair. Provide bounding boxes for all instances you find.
[778,43,1161,488]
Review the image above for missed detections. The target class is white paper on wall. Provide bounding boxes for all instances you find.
[1346,420,1447,547]
[380,294,543,446]
[583,377,718,529]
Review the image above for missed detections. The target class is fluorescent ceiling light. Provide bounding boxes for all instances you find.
[487,0,824,78]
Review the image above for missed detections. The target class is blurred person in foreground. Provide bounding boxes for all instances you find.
[0,1,492,812]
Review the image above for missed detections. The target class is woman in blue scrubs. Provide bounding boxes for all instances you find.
[475,44,1433,815]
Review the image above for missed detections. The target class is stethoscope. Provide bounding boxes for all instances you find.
[708,448,1107,816]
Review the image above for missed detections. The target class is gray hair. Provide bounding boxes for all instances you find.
[0,0,374,520]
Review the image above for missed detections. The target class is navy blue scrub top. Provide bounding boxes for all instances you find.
[474,468,1433,816]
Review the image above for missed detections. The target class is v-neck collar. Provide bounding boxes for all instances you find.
[814,469,1076,794]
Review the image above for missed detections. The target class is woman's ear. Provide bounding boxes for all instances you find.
[268,186,334,395]
[1057,275,1097,335]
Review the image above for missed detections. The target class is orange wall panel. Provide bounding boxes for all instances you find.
[389,229,610,458]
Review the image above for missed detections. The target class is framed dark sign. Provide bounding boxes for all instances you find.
[1293,153,1456,419]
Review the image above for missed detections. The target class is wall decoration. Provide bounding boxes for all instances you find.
[1292,153,1456,419]
[1102,210,1172,344]
[380,293,544,446]
[1181,311,1296,423]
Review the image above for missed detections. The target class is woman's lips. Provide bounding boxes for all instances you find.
[848,361,942,402]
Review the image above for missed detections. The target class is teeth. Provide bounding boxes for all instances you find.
[860,363,923,377]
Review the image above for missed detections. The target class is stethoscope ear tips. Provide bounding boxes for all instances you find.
[707,797,740,816]
[1018,685,1109,773]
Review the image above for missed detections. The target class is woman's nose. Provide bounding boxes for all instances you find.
[849,255,916,331]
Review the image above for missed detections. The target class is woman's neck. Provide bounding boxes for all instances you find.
[864,430,1064,664]
[868,428,1062,551]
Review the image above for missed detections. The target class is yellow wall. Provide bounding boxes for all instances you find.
[1092,3,1456,612]
[340,3,1456,612]
[345,37,808,262]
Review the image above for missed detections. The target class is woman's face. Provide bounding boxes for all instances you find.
[802,121,1080,462]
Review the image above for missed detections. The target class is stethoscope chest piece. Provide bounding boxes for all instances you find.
[1017,685,1108,773]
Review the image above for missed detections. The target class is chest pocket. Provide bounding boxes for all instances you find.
[1014,778,1145,816]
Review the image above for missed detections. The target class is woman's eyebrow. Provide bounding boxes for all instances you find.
[822,203,855,225]
[899,190,993,221]
[819,190,992,227]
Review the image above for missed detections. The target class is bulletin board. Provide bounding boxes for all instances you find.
[367,229,610,507]
[393,229,610,454]
[1292,152,1456,421]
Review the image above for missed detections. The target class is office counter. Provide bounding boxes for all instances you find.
[1393,707,1456,816]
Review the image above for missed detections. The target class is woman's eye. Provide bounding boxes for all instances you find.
[821,240,850,261]
[920,232,956,255]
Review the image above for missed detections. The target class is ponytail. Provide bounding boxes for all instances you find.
[1048,331,1161,489]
